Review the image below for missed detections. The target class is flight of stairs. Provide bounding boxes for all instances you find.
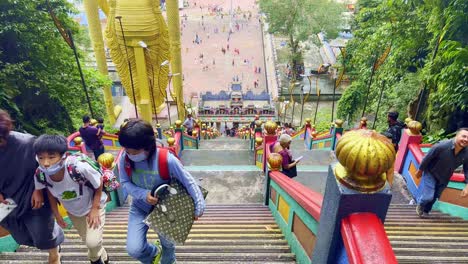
[386,204,468,263]
[0,204,295,263]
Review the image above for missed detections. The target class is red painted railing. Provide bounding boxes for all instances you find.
[66,131,87,154]
[173,131,182,157]
[269,171,322,220]
[341,213,397,264]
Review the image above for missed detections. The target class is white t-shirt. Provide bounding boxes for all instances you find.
[34,158,107,217]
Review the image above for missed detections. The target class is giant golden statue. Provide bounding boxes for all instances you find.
[82,0,183,123]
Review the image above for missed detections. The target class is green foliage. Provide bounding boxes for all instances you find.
[0,0,110,135]
[337,0,468,137]
[260,0,344,79]
[422,129,456,144]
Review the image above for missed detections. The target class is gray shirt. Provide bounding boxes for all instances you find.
[419,139,468,185]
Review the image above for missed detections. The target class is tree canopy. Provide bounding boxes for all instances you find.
[260,0,344,79]
[337,0,467,134]
[0,0,110,135]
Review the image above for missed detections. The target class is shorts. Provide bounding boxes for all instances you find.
[1,205,64,250]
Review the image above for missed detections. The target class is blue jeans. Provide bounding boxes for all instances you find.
[127,204,176,264]
[417,171,447,213]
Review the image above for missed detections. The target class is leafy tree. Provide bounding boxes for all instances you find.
[337,0,467,134]
[0,0,111,135]
[260,0,344,80]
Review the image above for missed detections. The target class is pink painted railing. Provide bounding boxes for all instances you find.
[67,131,88,154]
[269,171,322,219]
[173,130,182,157]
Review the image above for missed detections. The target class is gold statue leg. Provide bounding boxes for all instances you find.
[166,0,185,120]
[83,0,116,123]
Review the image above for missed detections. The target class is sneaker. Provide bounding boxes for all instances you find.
[90,257,104,264]
[416,204,424,218]
[152,240,163,264]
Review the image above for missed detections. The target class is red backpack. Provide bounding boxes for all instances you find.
[124,147,179,180]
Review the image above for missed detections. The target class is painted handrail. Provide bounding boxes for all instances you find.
[67,131,88,153]
[291,127,305,139]
[341,213,397,264]
[267,170,323,263]
[314,133,333,141]
[173,130,182,157]
[182,133,199,150]
[269,171,323,219]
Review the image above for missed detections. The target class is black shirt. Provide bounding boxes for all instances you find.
[419,139,468,185]
[386,121,405,150]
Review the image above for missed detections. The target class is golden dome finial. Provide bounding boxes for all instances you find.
[167,137,175,146]
[268,153,282,171]
[407,120,422,135]
[175,120,182,129]
[73,137,83,146]
[335,119,344,128]
[334,129,395,193]
[97,153,115,169]
[255,137,263,147]
[264,121,278,136]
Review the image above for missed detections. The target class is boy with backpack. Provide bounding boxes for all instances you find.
[33,135,109,264]
[118,119,205,264]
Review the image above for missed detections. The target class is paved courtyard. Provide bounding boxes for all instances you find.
[178,0,267,100]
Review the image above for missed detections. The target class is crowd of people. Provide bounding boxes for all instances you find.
[0,109,205,264]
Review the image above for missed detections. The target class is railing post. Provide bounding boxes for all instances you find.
[175,120,184,151]
[304,118,311,142]
[262,121,278,172]
[264,153,282,206]
[156,123,162,140]
[394,120,423,173]
[359,117,367,129]
[312,130,395,263]
[331,119,344,151]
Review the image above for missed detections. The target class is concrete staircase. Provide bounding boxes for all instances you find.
[386,204,468,263]
[288,139,332,194]
[1,204,295,263]
[182,137,263,204]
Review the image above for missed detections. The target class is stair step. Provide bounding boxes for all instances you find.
[100,220,279,225]
[63,229,283,235]
[58,238,290,246]
[17,245,292,253]
[390,240,468,248]
[62,233,285,239]
[1,262,296,264]
[0,252,296,262]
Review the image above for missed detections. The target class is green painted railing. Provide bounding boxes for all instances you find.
[266,171,323,263]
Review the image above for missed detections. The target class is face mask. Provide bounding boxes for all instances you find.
[126,151,148,162]
[36,155,65,176]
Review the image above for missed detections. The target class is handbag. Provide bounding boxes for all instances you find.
[144,179,208,244]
